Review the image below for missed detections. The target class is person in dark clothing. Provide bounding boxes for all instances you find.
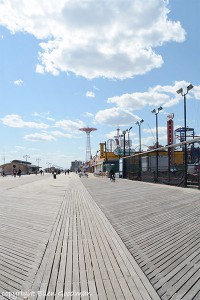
[109,169,115,181]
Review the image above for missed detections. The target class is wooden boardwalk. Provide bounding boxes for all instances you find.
[0,174,160,300]
[82,176,200,300]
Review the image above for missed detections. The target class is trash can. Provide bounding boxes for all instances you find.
[53,172,56,179]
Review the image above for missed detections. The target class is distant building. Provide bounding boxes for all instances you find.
[90,143,119,174]
[70,160,83,172]
[0,160,40,175]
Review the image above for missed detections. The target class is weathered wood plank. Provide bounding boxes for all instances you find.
[81,175,200,300]
[0,174,162,300]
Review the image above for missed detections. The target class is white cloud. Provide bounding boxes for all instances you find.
[51,130,74,138]
[32,112,40,117]
[13,79,24,86]
[106,81,200,111]
[83,112,94,118]
[142,126,167,146]
[46,116,55,121]
[106,130,136,140]
[143,126,167,136]
[15,145,26,150]
[86,91,95,98]
[93,81,200,127]
[24,132,56,142]
[95,107,139,126]
[133,135,156,149]
[193,85,200,99]
[93,86,99,91]
[0,0,186,79]
[132,128,167,148]
[106,131,119,140]
[1,114,49,129]
[54,119,85,131]
[107,92,168,110]
[32,111,55,121]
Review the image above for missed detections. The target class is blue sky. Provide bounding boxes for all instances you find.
[0,0,199,169]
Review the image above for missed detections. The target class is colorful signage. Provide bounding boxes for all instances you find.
[167,119,174,145]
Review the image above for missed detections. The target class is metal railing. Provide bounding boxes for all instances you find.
[123,137,200,188]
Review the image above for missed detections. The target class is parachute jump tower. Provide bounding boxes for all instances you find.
[79,127,97,162]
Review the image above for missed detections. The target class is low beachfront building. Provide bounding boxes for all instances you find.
[0,160,40,175]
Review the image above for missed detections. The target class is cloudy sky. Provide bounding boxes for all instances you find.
[0,0,199,169]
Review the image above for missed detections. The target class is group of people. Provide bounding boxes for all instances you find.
[35,170,44,175]
[13,169,45,176]
[13,169,22,177]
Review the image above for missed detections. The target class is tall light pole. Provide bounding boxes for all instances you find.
[23,154,30,174]
[122,130,126,157]
[151,106,163,182]
[136,119,144,179]
[127,127,132,156]
[176,83,194,187]
[135,120,144,153]
[36,158,41,171]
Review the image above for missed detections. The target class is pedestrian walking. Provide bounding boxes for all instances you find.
[17,169,22,177]
[109,169,115,182]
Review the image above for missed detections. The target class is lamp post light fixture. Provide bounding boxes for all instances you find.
[136,119,144,180]
[135,120,144,153]
[151,106,163,149]
[36,158,41,172]
[23,154,30,174]
[151,106,163,182]
[176,83,194,187]
[122,130,127,157]
[127,127,132,156]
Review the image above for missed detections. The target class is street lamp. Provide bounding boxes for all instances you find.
[36,158,41,171]
[127,127,132,156]
[176,83,194,187]
[151,106,163,149]
[122,130,127,157]
[151,106,163,182]
[23,154,30,174]
[136,119,144,180]
[135,120,144,153]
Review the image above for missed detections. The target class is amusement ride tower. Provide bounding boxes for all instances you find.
[79,127,97,162]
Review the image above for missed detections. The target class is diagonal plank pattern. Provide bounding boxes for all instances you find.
[27,175,160,300]
[0,174,160,300]
[0,175,66,300]
[82,176,200,300]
